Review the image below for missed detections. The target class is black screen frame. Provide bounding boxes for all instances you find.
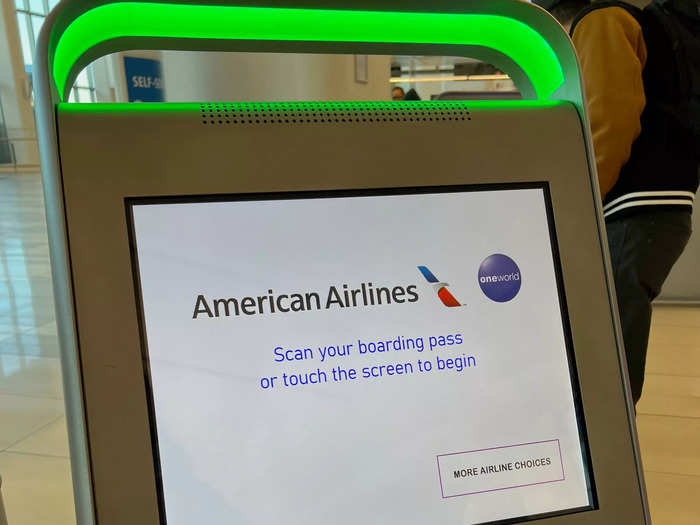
[125,181,598,525]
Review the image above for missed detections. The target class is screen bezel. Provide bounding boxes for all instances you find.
[125,182,598,525]
[56,101,649,524]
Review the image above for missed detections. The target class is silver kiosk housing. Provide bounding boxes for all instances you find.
[34,1,650,523]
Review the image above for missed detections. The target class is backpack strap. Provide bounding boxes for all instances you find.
[646,1,693,106]
[657,0,700,23]
[656,2,700,156]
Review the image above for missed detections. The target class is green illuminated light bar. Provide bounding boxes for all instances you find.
[53,3,564,101]
[58,100,566,114]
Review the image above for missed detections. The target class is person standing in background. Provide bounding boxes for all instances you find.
[392,86,406,100]
[536,0,700,405]
[403,88,422,100]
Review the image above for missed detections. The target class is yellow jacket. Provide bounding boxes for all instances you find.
[572,7,648,199]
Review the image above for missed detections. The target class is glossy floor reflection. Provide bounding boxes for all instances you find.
[638,306,700,524]
[0,173,76,525]
[0,173,698,524]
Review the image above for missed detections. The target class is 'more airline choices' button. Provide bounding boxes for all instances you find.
[437,439,564,498]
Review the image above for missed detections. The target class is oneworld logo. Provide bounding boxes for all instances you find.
[478,254,521,302]
[417,266,462,307]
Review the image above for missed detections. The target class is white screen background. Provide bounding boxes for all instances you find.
[131,187,593,524]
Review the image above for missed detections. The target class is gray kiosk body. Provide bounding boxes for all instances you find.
[34,1,650,524]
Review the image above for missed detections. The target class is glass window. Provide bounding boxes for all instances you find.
[28,0,44,14]
[16,5,99,103]
[31,15,44,44]
[15,13,33,66]
[77,88,95,103]
[76,69,89,88]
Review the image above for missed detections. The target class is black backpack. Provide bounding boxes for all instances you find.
[649,0,700,157]
[572,0,700,160]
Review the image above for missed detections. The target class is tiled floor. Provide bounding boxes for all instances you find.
[638,314,700,524]
[0,173,698,524]
[0,174,75,525]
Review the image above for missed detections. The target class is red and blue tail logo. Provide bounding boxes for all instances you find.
[417,266,462,307]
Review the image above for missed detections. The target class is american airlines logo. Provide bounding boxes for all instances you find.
[417,266,462,307]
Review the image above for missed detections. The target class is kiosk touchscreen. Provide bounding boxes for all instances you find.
[128,186,594,524]
[34,1,649,524]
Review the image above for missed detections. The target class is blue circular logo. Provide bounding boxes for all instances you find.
[478,254,521,302]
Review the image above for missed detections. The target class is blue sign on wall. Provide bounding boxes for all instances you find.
[124,57,163,102]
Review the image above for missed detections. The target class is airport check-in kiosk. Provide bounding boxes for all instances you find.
[35,1,650,524]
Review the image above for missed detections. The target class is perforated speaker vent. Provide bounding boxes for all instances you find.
[199,101,472,125]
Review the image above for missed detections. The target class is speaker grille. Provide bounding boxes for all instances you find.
[199,101,472,125]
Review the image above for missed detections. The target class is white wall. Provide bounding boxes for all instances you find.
[162,52,390,102]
